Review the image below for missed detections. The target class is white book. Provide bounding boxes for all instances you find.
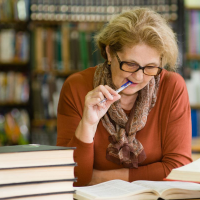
[0,29,15,62]
[74,179,200,200]
[165,158,200,183]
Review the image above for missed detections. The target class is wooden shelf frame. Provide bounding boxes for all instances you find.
[186,54,200,60]
[31,119,57,127]
[32,69,79,77]
[0,61,29,65]
[185,6,200,10]
[192,137,200,152]
[191,105,200,110]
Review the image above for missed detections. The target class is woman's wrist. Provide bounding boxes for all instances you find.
[75,119,98,143]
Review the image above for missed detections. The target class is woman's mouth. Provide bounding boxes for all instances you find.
[127,79,138,87]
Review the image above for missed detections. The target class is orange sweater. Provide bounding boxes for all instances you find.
[57,67,192,186]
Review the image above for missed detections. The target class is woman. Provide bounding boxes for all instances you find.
[57,8,192,186]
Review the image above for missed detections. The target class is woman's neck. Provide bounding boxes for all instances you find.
[120,92,138,111]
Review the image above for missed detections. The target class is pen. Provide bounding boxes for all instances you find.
[100,80,132,103]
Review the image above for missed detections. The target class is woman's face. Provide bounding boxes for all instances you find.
[106,44,161,96]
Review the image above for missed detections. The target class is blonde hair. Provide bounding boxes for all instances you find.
[95,8,178,71]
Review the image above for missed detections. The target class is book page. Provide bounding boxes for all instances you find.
[74,179,153,199]
[133,180,200,197]
[173,158,200,172]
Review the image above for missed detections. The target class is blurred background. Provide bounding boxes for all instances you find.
[0,0,199,157]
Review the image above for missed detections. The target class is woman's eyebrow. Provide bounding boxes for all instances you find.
[126,59,159,66]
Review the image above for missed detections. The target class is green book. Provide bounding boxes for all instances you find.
[79,31,89,70]
[55,28,63,71]
[91,32,98,67]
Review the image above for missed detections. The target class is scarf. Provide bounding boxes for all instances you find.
[93,62,160,168]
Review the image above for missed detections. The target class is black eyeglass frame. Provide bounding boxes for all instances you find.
[115,52,163,76]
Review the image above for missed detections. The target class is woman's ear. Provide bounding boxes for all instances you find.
[105,45,112,61]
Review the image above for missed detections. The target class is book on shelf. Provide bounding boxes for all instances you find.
[46,28,54,71]
[74,179,200,200]
[31,78,45,119]
[0,72,29,104]
[79,31,89,70]
[164,158,200,183]
[62,24,70,72]
[34,27,44,71]
[69,29,81,70]
[0,29,15,62]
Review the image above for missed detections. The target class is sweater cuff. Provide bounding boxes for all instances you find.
[68,135,94,149]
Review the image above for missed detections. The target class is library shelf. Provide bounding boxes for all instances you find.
[0,102,29,106]
[191,105,200,110]
[186,54,200,60]
[0,61,29,65]
[30,20,64,26]
[32,70,79,77]
[0,63,29,72]
[185,6,200,10]
[31,119,57,127]
[192,137,200,152]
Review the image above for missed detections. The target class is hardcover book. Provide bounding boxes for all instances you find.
[0,144,75,168]
[164,158,200,183]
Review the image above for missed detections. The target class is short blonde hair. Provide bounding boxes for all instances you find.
[95,8,178,71]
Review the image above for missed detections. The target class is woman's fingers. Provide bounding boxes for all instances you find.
[87,97,106,108]
[95,85,114,101]
[85,85,121,107]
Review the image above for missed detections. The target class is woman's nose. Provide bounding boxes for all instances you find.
[132,69,144,81]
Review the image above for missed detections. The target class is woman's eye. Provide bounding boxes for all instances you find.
[146,66,157,69]
[127,63,137,67]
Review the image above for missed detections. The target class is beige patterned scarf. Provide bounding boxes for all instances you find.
[93,62,160,168]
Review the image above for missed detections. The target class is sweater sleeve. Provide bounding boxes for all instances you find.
[129,73,192,182]
[56,74,94,186]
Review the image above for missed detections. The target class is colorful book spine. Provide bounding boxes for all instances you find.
[191,109,198,138]
[28,0,180,22]
[79,31,89,70]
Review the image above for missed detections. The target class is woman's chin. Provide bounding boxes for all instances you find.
[121,88,138,96]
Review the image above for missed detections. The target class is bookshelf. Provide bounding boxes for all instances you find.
[0,0,31,146]
[184,2,200,138]
[192,137,200,161]
[0,0,186,146]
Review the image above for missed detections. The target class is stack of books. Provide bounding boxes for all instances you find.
[0,144,76,200]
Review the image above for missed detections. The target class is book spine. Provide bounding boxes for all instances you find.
[191,109,198,138]
[79,31,89,70]
[61,24,70,72]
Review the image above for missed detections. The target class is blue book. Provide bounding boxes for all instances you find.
[191,109,198,138]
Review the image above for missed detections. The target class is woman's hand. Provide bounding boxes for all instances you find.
[75,85,121,143]
[87,168,129,186]
[83,85,121,126]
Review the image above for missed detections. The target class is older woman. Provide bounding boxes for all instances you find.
[57,8,192,186]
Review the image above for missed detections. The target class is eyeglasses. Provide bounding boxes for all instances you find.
[115,52,162,76]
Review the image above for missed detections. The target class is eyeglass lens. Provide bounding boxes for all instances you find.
[122,62,161,75]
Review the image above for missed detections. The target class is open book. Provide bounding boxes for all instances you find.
[164,158,200,183]
[74,179,200,200]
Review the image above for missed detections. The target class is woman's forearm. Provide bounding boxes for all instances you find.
[88,168,129,185]
[75,119,98,143]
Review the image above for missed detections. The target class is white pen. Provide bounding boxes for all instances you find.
[100,80,133,103]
